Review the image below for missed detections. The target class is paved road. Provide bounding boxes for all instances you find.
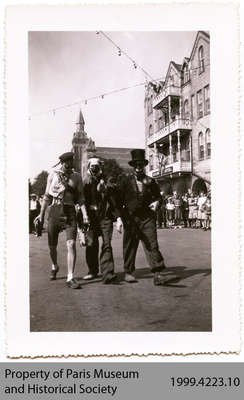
[30,227,211,332]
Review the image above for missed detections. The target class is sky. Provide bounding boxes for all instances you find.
[29,31,197,179]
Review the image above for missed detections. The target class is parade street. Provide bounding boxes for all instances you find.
[30,228,211,332]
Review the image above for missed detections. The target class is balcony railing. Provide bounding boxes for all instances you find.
[153,86,181,109]
[148,160,192,178]
[147,118,192,146]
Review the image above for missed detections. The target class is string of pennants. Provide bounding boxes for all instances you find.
[29,31,210,120]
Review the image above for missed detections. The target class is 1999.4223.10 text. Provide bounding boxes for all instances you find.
[170,377,241,388]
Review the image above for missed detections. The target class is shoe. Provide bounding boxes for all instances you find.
[153,272,168,286]
[49,266,59,281]
[103,273,117,284]
[83,273,98,281]
[124,273,137,283]
[66,278,81,289]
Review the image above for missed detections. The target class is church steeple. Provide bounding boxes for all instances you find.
[72,109,96,177]
[76,109,85,134]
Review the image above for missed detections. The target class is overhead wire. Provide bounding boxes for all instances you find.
[29,79,157,119]
[29,29,210,120]
[29,61,210,119]
[97,31,156,82]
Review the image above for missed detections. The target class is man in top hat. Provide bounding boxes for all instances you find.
[35,152,89,289]
[82,157,120,284]
[116,149,167,285]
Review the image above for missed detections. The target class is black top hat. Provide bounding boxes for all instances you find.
[59,152,74,163]
[128,149,148,167]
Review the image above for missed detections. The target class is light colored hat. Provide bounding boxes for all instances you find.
[87,157,102,168]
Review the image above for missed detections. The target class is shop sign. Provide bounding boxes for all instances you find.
[163,166,173,174]
[152,170,160,177]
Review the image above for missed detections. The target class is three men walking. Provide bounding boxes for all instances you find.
[35,149,167,288]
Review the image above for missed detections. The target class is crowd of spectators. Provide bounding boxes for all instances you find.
[30,190,211,236]
[156,191,211,230]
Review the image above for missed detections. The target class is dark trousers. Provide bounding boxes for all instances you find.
[85,218,115,279]
[123,213,166,274]
[182,209,189,227]
[174,206,182,225]
[157,208,167,228]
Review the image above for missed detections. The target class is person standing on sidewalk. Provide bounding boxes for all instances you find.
[188,193,198,228]
[166,197,175,228]
[35,152,89,289]
[82,157,120,284]
[157,191,167,229]
[197,191,207,229]
[201,195,211,231]
[172,193,182,228]
[29,193,40,234]
[116,149,168,286]
[181,193,189,228]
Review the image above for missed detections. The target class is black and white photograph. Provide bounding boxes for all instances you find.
[28,30,211,333]
[5,3,240,357]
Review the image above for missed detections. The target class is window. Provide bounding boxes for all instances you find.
[172,143,178,162]
[149,124,153,137]
[199,132,205,160]
[198,46,205,74]
[197,90,203,118]
[206,129,211,157]
[191,94,195,120]
[163,111,169,126]
[169,75,174,85]
[184,99,189,119]
[158,116,163,130]
[183,64,190,84]
[149,154,154,171]
[204,85,210,114]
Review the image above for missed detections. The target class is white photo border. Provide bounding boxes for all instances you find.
[5,3,240,357]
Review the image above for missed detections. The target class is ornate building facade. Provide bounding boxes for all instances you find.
[145,31,210,195]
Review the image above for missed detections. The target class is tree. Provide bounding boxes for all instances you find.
[102,159,125,180]
[28,179,33,195]
[32,170,48,196]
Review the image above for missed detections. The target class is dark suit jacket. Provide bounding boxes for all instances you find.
[118,173,161,217]
[83,176,120,222]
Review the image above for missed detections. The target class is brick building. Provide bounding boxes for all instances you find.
[145,31,210,195]
[71,110,132,178]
